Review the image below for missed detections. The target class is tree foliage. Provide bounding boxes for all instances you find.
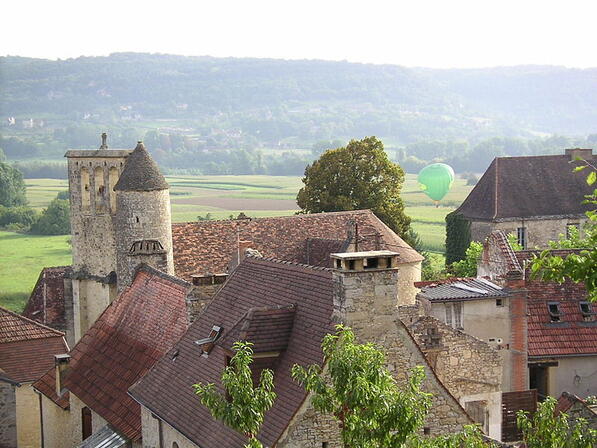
[292,325,431,447]
[517,396,597,448]
[449,241,483,277]
[0,162,27,207]
[531,160,597,301]
[193,341,276,448]
[297,136,412,239]
[30,198,70,235]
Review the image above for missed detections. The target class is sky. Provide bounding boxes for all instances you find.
[2,0,597,69]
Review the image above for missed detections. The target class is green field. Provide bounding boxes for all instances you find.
[1,174,471,312]
[0,231,72,312]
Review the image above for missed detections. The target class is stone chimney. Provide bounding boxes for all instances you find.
[331,250,400,340]
[54,353,71,396]
[503,272,529,391]
[565,148,593,161]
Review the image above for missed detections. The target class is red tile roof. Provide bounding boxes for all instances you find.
[172,210,422,281]
[129,257,335,448]
[22,266,70,332]
[525,279,597,358]
[33,265,191,440]
[0,307,68,383]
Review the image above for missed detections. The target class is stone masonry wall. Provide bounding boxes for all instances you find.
[0,382,16,448]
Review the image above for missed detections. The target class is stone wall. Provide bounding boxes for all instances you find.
[141,405,199,448]
[0,382,16,448]
[40,394,70,448]
[471,216,588,250]
[16,384,41,448]
[397,262,422,306]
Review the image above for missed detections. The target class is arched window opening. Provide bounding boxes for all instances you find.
[94,166,105,213]
[81,168,90,211]
[109,166,119,213]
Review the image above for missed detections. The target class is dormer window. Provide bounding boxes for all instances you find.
[194,325,222,357]
[548,302,561,322]
[580,302,594,322]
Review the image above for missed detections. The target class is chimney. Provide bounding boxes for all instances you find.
[54,353,71,396]
[331,250,400,340]
[229,240,257,271]
[565,148,593,161]
[504,272,529,391]
[187,273,229,323]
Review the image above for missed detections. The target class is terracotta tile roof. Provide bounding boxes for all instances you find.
[33,265,191,440]
[219,305,296,353]
[129,257,335,448]
[0,307,68,383]
[172,209,422,281]
[454,153,593,220]
[525,278,597,358]
[22,266,71,332]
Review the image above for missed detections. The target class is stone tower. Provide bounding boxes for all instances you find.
[114,141,174,292]
[65,134,132,342]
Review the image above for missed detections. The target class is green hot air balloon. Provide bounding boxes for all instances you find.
[417,163,455,206]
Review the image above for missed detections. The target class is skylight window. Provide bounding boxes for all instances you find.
[580,302,594,322]
[548,302,561,322]
[194,325,222,356]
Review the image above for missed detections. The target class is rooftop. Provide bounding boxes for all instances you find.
[417,277,509,302]
[113,142,169,192]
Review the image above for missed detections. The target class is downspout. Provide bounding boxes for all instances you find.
[38,391,45,448]
[43,270,47,325]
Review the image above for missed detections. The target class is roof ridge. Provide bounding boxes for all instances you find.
[134,263,192,289]
[173,209,373,227]
[245,254,333,272]
[0,306,65,338]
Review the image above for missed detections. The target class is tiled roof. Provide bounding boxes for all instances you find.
[0,307,68,383]
[219,305,296,353]
[454,153,593,220]
[129,257,335,448]
[0,306,64,343]
[172,209,422,281]
[33,265,190,440]
[417,277,508,302]
[113,142,169,191]
[525,278,597,358]
[22,266,71,332]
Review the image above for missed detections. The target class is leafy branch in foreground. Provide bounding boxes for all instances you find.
[193,341,276,448]
[531,159,597,301]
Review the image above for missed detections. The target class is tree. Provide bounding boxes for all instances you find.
[193,341,276,448]
[30,198,70,235]
[0,162,27,207]
[517,396,597,448]
[297,137,412,240]
[449,241,483,277]
[531,160,597,301]
[292,325,490,448]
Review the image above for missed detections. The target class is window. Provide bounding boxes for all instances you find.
[547,302,561,322]
[580,302,594,321]
[496,298,503,307]
[82,407,92,440]
[566,223,580,239]
[517,227,527,249]
[172,443,179,448]
[444,302,463,329]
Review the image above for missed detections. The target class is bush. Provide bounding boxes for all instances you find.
[0,205,38,229]
[30,199,70,235]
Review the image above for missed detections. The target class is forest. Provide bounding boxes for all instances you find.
[1,53,596,176]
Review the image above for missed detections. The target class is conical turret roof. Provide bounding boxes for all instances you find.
[114,142,169,191]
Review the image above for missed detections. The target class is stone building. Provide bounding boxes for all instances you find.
[446,148,594,262]
[555,392,597,430]
[129,251,505,447]
[478,230,597,400]
[0,306,68,448]
[416,276,528,393]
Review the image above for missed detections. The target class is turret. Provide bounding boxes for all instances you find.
[114,141,174,291]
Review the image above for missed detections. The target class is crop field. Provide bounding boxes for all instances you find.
[2,174,472,311]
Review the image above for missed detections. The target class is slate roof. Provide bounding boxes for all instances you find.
[22,266,71,332]
[33,265,190,440]
[129,257,335,448]
[417,277,509,302]
[0,307,68,383]
[113,142,169,191]
[453,153,594,220]
[172,209,422,281]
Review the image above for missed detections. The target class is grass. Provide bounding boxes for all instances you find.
[0,231,71,312]
[3,173,471,312]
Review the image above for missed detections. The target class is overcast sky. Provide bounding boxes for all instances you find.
[2,0,596,68]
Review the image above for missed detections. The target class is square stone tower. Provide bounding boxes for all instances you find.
[65,135,132,341]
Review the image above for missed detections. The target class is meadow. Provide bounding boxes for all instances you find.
[0,175,472,311]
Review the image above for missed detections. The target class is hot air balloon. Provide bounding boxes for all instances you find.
[417,163,455,207]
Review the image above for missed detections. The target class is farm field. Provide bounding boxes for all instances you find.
[2,174,472,311]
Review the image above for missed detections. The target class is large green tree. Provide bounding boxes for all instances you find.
[0,162,27,207]
[297,136,412,239]
[193,342,276,448]
[30,198,70,235]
